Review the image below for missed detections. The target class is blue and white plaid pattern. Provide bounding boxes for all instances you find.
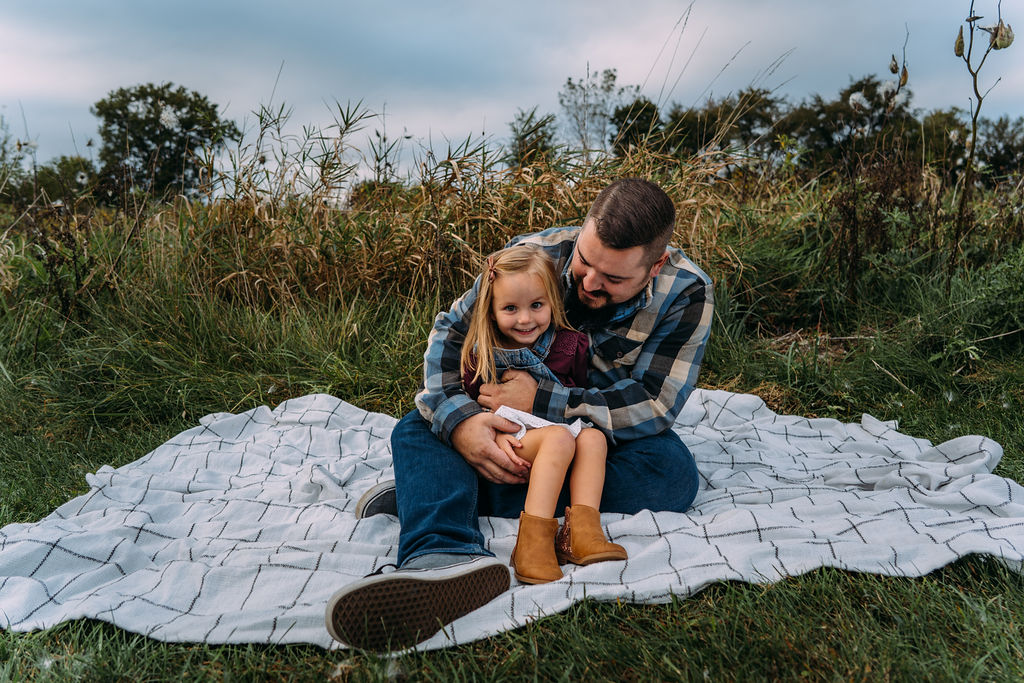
[415,226,715,444]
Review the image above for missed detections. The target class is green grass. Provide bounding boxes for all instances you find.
[3,128,1024,679]
[2,272,1023,680]
[2,558,1023,681]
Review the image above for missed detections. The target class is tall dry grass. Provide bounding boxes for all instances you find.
[143,104,738,311]
[2,98,1020,350]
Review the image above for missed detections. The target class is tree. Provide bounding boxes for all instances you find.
[557,67,638,159]
[783,75,916,174]
[724,88,788,161]
[506,106,558,167]
[914,108,969,186]
[5,155,97,207]
[0,114,28,198]
[609,96,662,157]
[977,115,1024,185]
[662,100,724,159]
[92,82,240,197]
[661,89,787,165]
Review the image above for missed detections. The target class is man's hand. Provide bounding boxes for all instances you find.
[477,369,538,412]
[451,412,530,484]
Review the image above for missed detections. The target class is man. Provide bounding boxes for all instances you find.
[326,177,713,651]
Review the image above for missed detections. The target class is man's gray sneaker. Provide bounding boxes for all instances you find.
[355,480,398,519]
[324,554,510,651]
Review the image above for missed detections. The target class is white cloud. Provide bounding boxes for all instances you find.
[0,22,103,101]
[3,0,1022,166]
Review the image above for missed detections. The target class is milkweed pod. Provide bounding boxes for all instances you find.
[994,21,1014,49]
[955,26,965,56]
[900,65,909,87]
[889,54,899,73]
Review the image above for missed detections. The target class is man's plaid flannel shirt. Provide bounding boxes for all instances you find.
[414,225,714,445]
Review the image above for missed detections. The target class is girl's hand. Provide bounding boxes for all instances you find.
[494,433,524,461]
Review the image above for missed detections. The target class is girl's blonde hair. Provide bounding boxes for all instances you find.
[461,244,570,386]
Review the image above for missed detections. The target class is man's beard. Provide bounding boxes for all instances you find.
[565,281,615,328]
[573,281,611,309]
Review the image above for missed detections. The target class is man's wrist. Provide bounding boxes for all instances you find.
[439,400,485,446]
[532,377,569,423]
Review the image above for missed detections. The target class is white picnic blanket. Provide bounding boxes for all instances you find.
[1,390,1020,650]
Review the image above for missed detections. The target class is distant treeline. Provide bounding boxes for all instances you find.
[526,71,1022,189]
[2,67,1022,208]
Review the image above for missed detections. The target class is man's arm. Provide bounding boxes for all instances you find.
[413,283,483,441]
[414,280,530,482]
[535,275,713,443]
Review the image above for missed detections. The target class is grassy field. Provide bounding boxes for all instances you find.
[2,137,1024,680]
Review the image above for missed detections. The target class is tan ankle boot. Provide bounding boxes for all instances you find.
[510,512,562,584]
[555,504,627,566]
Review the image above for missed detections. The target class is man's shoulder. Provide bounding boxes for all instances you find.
[508,226,580,250]
[662,244,713,290]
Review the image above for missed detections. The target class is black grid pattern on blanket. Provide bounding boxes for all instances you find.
[1,390,1021,650]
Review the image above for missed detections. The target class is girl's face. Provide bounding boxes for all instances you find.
[490,271,552,349]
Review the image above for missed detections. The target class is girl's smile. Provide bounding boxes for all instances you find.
[490,272,553,349]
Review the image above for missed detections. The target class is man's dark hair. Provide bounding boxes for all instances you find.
[585,177,675,262]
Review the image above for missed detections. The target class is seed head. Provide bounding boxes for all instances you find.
[899,65,909,87]
[983,20,1015,50]
[889,54,899,73]
[994,21,1014,49]
[955,26,965,56]
[159,107,180,129]
[847,91,870,111]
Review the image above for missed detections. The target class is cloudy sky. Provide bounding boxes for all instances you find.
[3,0,1021,171]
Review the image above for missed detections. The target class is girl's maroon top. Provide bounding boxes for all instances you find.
[463,328,589,400]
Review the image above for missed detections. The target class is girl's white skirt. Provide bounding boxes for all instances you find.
[493,405,587,440]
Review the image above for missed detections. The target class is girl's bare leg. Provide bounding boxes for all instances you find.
[568,428,608,509]
[496,426,576,518]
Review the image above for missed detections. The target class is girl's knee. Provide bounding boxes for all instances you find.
[575,428,607,452]
[535,425,577,453]
[524,426,577,466]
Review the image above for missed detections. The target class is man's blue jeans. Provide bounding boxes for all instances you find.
[390,411,699,566]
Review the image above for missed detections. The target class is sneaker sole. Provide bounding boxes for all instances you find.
[325,559,510,651]
[354,481,398,519]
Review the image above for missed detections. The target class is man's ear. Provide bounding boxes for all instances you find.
[649,251,669,278]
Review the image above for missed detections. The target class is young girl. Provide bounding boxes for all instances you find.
[461,244,627,584]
